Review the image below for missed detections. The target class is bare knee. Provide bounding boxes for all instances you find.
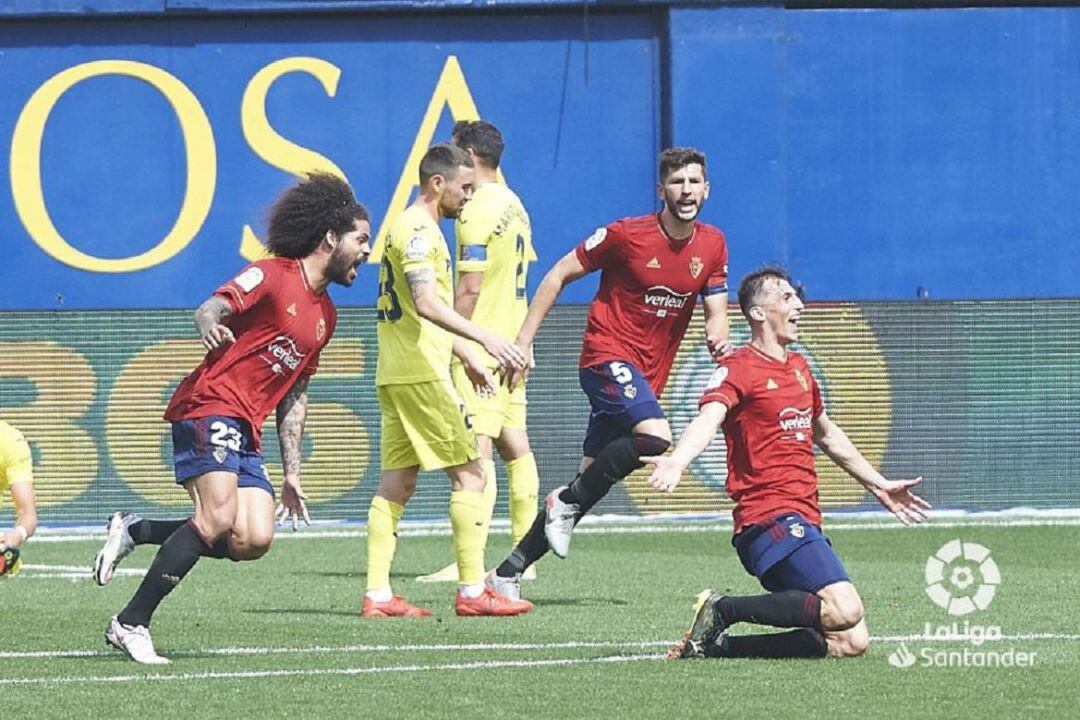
[496,429,532,461]
[378,473,417,506]
[827,621,870,658]
[819,583,864,631]
[193,502,237,540]
[229,530,273,561]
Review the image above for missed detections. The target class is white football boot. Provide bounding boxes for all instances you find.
[93,512,139,586]
[484,570,523,602]
[543,486,580,558]
[105,616,170,665]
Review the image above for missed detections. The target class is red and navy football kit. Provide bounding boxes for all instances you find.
[700,345,849,593]
[165,258,336,494]
[575,214,728,456]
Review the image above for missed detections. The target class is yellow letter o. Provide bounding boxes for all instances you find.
[10,60,216,273]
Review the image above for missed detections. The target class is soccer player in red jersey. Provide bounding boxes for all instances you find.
[487,148,731,600]
[644,266,931,660]
[92,173,372,664]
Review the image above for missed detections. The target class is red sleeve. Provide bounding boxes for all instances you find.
[303,305,337,377]
[701,234,729,298]
[574,221,627,272]
[215,260,278,314]
[699,360,749,410]
[811,368,824,418]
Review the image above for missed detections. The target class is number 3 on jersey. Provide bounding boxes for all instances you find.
[378,256,403,322]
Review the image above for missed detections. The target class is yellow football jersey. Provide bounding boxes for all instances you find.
[376,205,456,386]
[454,183,533,367]
[0,420,33,509]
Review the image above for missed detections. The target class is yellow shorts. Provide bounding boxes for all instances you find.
[377,379,479,471]
[451,361,527,439]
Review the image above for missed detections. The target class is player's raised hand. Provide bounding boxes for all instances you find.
[481,332,528,371]
[200,323,235,351]
[641,454,684,493]
[276,476,311,531]
[870,476,931,525]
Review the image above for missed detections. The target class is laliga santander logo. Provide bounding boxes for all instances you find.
[887,540,1031,670]
[924,539,1000,616]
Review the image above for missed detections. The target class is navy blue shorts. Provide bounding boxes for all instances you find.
[733,512,850,594]
[171,416,274,496]
[579,361,665,457]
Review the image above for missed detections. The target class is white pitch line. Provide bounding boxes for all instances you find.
[0,653,660,687]
[27,517,1080,544]
[22,564,145,576]
[875,633,1080,642]
[0,639,671,660]
[6,633,1080,662]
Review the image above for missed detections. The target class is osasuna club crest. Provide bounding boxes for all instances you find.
[794,368,809,391]
[689,256,703,279]
[317,318,327,341]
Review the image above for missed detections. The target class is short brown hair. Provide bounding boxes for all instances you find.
[419,143,474,186]
[738,265,793,320]
[659,147,707,182]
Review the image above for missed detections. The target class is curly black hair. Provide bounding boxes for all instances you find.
[266,173,369,259]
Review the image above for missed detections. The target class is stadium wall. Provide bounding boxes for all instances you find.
[2,302,1077,525]
[2,2,1078,523]
[1,2,1079,309]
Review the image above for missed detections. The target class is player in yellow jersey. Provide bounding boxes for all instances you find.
[0,420,38,576]
[365,143,533,617]
[416,121,541,585]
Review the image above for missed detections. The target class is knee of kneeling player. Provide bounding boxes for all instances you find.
[822,590,864,631]
[831,626,870,658]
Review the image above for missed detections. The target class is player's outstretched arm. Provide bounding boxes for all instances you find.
[812,412,931,525]
[515,250,589,350]
[2,481,36,548]
[642,402,728,493]
[506,250,590,388]
[195,295,236,351]
[405,268,526,371]
[275,376,311,531]
[702,294,734,360]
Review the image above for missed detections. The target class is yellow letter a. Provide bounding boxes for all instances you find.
[369,55,506,264]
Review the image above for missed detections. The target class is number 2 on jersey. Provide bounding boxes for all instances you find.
[515,235,527,300]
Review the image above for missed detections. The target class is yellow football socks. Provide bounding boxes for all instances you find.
[366,495,404,591]
[507,452,540,547]
[450,490,487,586]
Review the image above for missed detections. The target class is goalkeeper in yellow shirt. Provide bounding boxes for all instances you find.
[0,420,38,576]
[416,120,542,585]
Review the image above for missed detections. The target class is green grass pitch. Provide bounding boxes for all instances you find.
[3,521,1078,719]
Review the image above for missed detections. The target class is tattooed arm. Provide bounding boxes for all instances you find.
[405,268,525,370]
[195,295,236,351]
[274,376,311,530]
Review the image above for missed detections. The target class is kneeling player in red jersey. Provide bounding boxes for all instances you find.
[645,266,930,660]
[93,173,372,664]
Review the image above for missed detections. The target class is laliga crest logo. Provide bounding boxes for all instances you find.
[924,539,1000,616]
